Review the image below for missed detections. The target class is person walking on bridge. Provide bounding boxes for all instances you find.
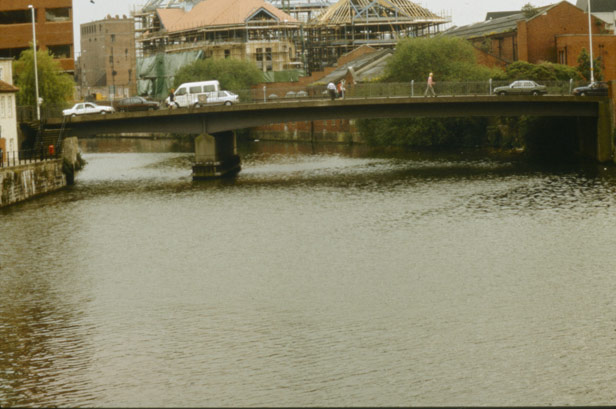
[424,72,436,97]
[327,81,337,100]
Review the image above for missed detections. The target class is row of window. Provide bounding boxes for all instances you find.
[0,8,70,25]
[0,95,14,119]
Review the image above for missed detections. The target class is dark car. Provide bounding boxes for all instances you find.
[115,96,160,112]
[493,80,547,96]
[572,81,608,96]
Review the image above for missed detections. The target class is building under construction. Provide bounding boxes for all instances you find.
[133,0,450,76]
[303,0,450,72]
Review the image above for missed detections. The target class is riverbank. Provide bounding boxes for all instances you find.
[0,137,82,208]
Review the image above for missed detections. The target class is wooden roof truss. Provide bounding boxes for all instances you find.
[314,0,446,26]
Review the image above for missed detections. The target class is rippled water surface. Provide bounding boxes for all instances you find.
[2,139,616,407]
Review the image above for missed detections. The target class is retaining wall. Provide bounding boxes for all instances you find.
[0,160,66,207]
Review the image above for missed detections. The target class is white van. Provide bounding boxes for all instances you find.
[171,80,220,108]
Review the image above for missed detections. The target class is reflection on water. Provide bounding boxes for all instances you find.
[1,138,616,407]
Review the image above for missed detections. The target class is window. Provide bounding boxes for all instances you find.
[7,95,12,117]
[0,9,32,25]
[224,49,230,59]
[203,85,216,92]
[256,48,263,61]
[111,34,116,42]
[175,88,187,96]
[189,86,202,93]
[48,45,71,59]
[45,8,70,22]
[0,96,5,118]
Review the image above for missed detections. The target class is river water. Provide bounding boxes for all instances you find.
[1,138,616,407]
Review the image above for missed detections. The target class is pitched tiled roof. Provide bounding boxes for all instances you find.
[0,80,18,93]
[576,0,616,12]
[157,0,298,32]
[444,4,560,39]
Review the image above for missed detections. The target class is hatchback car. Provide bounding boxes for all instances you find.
[494,80,547,96]
[62,102,114,117]
[572,81,608,96]
[115,96,160,112]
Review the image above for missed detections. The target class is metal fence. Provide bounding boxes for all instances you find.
[243,80,583,103]
[16,79,590,121]
[0,147,60,168]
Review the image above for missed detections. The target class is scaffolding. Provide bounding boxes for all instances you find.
[131,0,450,76]
[303,0,451,73]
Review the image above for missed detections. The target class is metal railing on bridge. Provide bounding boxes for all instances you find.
[17,79,588,122]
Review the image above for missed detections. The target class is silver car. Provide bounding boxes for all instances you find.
[194,90,239,107]
[494,80,547,96]
[63,102,115,117]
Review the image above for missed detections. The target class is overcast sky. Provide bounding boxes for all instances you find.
[72,0,573,55]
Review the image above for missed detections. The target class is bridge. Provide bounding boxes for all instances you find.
[46,93,615,179]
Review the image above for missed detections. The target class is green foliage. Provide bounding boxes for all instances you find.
[576,48,603,82]
[13,46,74,106]
[173,58,264,90]
[383,36,504,82]
[521,3,539,18]
[504,61,582,81]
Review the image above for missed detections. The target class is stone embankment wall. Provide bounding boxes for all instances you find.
[0,137,81,208]
[0,160,66,207]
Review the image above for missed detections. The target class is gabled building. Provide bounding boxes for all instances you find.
[0,0,74,73]
[444,1,616,80]
[0,58,19,164]
[305,0,450,73]
[135,0,301,72]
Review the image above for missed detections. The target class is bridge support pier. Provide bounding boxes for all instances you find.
[192,131,241,180]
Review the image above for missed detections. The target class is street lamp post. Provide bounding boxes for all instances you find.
[28,5,41,120]
[587,0,595,83]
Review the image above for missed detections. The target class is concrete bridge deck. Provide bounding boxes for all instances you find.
[47,95,604,136]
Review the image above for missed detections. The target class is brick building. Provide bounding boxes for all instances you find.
[0,0,74,73]
[77,15,137,100]
[445,1,616,80]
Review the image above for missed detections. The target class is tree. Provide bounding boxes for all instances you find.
[383,36,504,82]
[13,45,74,107]
[504,61,581,81]
[173,58,264,91]
[576,48,603,82]
[521,3,540,18]
[357,37,502,149]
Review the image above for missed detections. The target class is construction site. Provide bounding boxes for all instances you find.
[133,0,451,75]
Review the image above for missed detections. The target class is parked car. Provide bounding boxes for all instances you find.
[494,80,547,96]
[62,102,115,117]
[572,81,608,96]
[115,96,160,112]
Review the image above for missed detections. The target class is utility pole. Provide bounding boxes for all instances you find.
[28,5,41,120]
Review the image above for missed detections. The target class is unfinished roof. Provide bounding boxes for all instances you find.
[313,0,447,25]
[157,0,298,32]
[142,0,201,12]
